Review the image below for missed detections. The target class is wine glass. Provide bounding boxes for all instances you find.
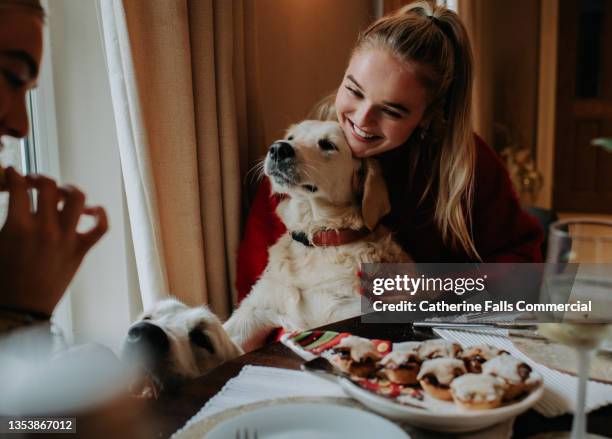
[538,219,612,439]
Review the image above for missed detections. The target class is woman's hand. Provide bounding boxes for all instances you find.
[0,167,108,317]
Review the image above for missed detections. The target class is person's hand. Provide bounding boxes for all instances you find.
[0,167,108,316]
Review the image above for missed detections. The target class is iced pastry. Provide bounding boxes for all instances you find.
[482,355,542,400]
[417,358,467,400]
[418,339,463,360]
[461,344,509,373]
[327,335,383,377]
[450,373,506,410]
[381,343,421,385]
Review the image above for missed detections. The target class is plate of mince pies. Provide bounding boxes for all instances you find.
[288,332,543,433]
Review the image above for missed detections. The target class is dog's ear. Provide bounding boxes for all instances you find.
[354,158,390,231]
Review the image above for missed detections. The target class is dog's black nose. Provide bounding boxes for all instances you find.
[269,141,294,162]
[126,321,170,357]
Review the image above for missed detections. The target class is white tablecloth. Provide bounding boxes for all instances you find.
[170,365,514,439]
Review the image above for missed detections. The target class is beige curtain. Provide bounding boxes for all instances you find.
[457,0,494,146]
[102,0,263,318]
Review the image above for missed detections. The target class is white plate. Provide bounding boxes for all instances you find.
[204,402,410,439]
[338,377,544,433]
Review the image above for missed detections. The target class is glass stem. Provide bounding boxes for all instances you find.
[571,347,592,439]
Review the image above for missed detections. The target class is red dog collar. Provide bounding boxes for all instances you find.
[291,228,370,247]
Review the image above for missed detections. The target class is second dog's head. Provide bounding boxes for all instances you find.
[264,120,390,230]
[122,298,242,397]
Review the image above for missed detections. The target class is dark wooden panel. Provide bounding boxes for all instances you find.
[601,0,612,99]
[554,0,612,213]
[571,120,599,191]
[553,0,579,208]
[573,100,612,118]
[597,120,612,190]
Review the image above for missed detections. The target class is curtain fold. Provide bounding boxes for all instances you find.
[101,0,259,317]
[457,0,494,147]
[189,0,241,315]
[99,0,170,310]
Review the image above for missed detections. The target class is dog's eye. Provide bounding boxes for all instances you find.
[142,316,151,320]
[189,328,215,353]
[318,139,337,151]
[287,135,294,141]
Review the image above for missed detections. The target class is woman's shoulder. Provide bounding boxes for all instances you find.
[473,134,506,171]
[470,134,543,262]
[472,134,513,191]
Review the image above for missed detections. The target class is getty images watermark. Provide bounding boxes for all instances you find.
[359,263,610,324]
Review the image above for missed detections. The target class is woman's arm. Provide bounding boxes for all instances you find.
[235,178,286,302]
[471,136,544,263]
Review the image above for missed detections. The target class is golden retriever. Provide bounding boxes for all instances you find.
[224,121,410,352]
[123,298,242,398]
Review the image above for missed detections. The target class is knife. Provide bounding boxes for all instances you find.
[412,322,538,330]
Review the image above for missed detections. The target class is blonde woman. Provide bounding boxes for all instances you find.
[236,2,542,301]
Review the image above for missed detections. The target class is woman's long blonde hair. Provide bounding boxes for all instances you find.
[310,2,479,259]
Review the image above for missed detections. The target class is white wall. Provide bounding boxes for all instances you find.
[47,0,140,352]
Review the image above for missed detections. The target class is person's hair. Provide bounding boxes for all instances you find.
[310,1,479,259]
[0,0,45,17]
[307,91,338,122]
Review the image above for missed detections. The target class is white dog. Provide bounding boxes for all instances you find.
[224,120,411,352]
[123,298,242,397]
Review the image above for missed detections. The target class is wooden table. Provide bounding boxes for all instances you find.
[152,317,612,438]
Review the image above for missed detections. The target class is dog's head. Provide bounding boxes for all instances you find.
[122,298,242,397]
[264,120,390,230]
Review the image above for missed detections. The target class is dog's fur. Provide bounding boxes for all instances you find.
[224,121,411,352]
[123,298,242,396]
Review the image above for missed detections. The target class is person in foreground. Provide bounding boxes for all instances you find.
[236,2,543,302]
[0,2,151,437]
[0,0,107,334]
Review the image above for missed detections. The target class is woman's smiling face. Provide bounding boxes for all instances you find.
[335,48,429,158]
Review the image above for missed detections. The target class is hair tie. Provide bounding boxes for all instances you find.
[426,13,460,120]
[428,14,455,47]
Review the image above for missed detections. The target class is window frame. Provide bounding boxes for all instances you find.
[28,0,74,342]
